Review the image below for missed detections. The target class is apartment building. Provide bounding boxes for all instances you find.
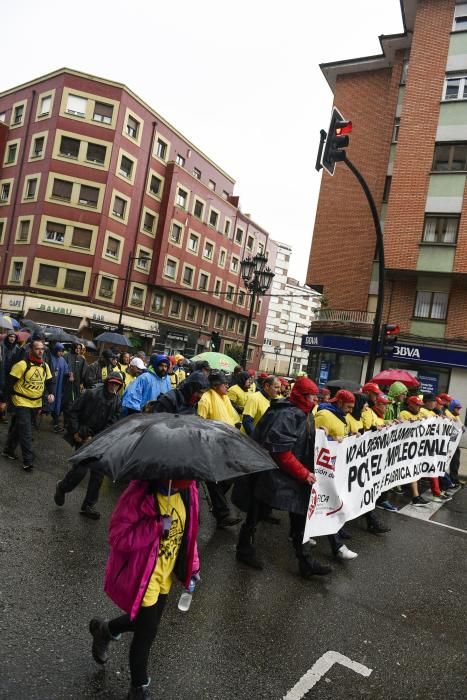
[305,0,467,416]
[261,241,320,375]
[0,69,274,365]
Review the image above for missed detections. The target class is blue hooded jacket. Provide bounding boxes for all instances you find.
[121,354,171,413]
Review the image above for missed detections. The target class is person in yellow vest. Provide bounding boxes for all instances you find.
[247,369,257,392]
[419,392,438,418]
[241,375,281,435]
[120,357,145,396]
[227,371,251,414]
[346,393,368,435]
[197,371,242,528]
[174,354,187,383]
[3,339,54,470]
[445,399,463,487]
[119,351,131,373]
[361,382,383,430]
[371,394,390,426]
[167,356,178,389]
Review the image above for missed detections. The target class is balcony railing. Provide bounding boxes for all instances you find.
[312,308,375,325]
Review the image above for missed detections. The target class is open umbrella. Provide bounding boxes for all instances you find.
[43,326,78,342]
[371,369,420,388]
[94,331,132,347]
[326,378,361,392]
[0,314,15,331]
[20,319,44,334]
[80,338,97,351]
[189,351,238,372]
[2,315,20,329]
[69,413,277,483]
[1,330,30,343]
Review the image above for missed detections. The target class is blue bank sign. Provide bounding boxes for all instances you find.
[301,334,467,369]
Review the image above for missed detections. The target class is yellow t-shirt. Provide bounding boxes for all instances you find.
[227,384,249,411]
[419,407,436,418]
[248,383,257,393]
[445,409,461,422]
[242,391,270,430]
[346,413,363,434]
[314,408,349,439]
[142,491,186,607]
[197,389,240,426]
[399,409,421,422]
[361,406,377,430]
[370,409,385,426]
[10,360,53,408]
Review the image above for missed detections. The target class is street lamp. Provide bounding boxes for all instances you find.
[117,255,150,333]
[274,345,281,374]
[240,253,274,369]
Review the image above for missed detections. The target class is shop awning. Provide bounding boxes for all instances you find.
[25,310,82,332]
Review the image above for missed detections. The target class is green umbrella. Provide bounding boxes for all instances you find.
[190,351,238,372]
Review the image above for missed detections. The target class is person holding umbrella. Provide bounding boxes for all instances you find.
[121,354,171,415]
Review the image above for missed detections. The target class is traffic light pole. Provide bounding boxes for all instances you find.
[342,155,385,383]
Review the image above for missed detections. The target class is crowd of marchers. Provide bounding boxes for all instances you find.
[0,328,464,700]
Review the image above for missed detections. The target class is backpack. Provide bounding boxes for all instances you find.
[11,359,49,400]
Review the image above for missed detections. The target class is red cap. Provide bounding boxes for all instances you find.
[259,372,268,378]
[293,376,319,395]
[247,369,256,377]
[436,393,453,406]
[376,394,390,405]
[331,389,355,404]
[407,396,424,407]
[363,382,381,394]
[278,377,289,385]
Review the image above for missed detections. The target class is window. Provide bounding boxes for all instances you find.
[176,154,185,167]
[66,94,87,117]
[64,269,86,292]
[60,136,80,158]
[72,227,92,249]
[156,138,168,160]
[152,294,163,311]
[188,233,199,252]
[45,221,65,243]
[226,284,234,301]
[17,220,30,242]
[238,290,245,306]
[126,115,140,139]
[79,185,99,207]
[382,176,392,202]
[414,291,449,320]
[99,277,114,298]
[10,261,23,283]
[25,178,38,199]
[136,252,151,271]
[443,76,467,101]
[247,348,253,361]
[209,209,219,228]
[106,236,120,258]
[193,167,201,179]
[32,136,44,158]
[453,5,467,31]
[258,242,265,255]
[176,188,188,209]
[246,235,254,251]
[433,143,467,171]
[112,196,126,218]
[214,279,221,296]
[39,95,52,116]
[193,199,204,219]
[170,298,182,316]
[251,323,258,338]
[165,258,177,279]
[86,142,106,164]
[231,256,239,273]
[186,303,196,321]
[422,216,459,244]
[0,112,6,122]
[222,190,229,200]
[235,227,244,244]
[131,287,144,307]
[119,155,134,179]
[208,179,216,191]
[183,266,194,285]
[143,212,155,233]
[215,312,224,328]
[149,174,162,197]
[203,242,214,260]
[199,273,208,291]
[38,263,59,287]
[219,250,226,266]
[13,104,24,125]
[392,118,400,143]
[93,102,113,124]
[400,60,409,85]
[202,308,210,325]
[227,316,235,331]
[224,219,231,237]
[6,144,17,164]
[170,222,182,244]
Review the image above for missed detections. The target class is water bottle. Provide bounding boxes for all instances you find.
[178,577,196,612]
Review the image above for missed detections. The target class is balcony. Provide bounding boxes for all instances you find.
[309,308,375,335]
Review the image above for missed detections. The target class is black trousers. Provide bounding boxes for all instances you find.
[450,447,460,482]
[5,406,34,465]
[60,460,104,507]
[206,480,233,521]
[108,595,167,687]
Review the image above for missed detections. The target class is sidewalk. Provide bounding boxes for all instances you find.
[459,447,467,477]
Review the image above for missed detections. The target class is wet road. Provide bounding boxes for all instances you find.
[0,419,466,700]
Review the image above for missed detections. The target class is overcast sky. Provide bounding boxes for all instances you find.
[3,0,403,282]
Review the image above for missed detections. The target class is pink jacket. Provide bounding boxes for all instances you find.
[104,480,200,620]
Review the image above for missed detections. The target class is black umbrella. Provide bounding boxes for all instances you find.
[20,319,44,334]
[80,338,97,351]
[94,331,132,347]
[326,378,361,392]
[69,413,277,483]
[43,326,77,342]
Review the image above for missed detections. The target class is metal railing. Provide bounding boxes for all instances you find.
[312,308,376,325]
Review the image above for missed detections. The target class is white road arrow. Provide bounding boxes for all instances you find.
[283,650,373,700]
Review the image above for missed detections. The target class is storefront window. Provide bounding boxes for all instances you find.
[381,359,450,394]
[308,351,364,386]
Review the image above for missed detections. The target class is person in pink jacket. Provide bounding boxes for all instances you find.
[89,478,200,700]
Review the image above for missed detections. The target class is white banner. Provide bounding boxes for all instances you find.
[304,417,462,540]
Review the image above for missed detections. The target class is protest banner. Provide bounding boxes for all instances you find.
[303,417,462,540]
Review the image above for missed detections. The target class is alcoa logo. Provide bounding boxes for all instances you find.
[315,447,336,471]
[307,487,344,519]
[307,488,318,519]
[394,346,421,358]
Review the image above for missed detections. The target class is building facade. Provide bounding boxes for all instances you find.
[306,0,467,420]
[0,69,274,366]
[261,241,320,375]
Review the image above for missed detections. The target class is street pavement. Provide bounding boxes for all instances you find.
[0,418,466,700]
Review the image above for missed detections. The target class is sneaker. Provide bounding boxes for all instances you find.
[22,463,34,471]
[216,515,242,528]
[431,495,443,503]
[376,500,398,512]
[412,496,429,506]
[391,485,403,494]
[80,504,101,520]
[127,679,151,699]
[89,617,113,664]
[54,481,66,507]
[53,425,64,433]
[308,538,317,547]
[439,492,452,502]
[298,557,332,578]
[2,449,16,460]
[336,545,358,561]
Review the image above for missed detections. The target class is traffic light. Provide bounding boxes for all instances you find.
[381,324,400,356]
[322,107,352,176]
[210,331,221,352]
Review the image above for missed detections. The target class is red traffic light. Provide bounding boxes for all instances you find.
[336,121,352,136]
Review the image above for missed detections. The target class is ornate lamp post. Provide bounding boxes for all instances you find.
[240,252,274,369]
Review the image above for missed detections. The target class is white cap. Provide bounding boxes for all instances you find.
[130,357,146,370]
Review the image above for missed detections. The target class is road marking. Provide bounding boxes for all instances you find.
[397,488,467,534]
[283,651,372,700]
